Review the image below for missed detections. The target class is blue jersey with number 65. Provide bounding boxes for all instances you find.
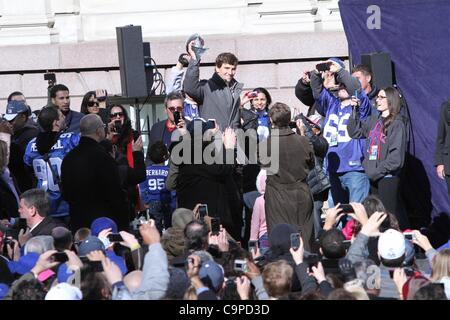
[139,164,176,208]
[24,132,80,218]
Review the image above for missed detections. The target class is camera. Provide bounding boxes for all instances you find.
[234,259,248,273]
[246,91,258,98]
[198,204,208,220]
[210,217,221,235]
[173,111,182,125]
[404,232,416,241]
[290,233,301,250]
[248,240,258,252]
[316,62,332,72]
[44,73,56,82]
[51,252,69,263]
[114,120,122,133]
[338,204,354,214]
[108,233,124,242]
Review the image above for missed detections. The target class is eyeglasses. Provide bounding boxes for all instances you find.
[110,112,124,118]
[167,107,183,113]
[377,96,387,100]
[87,101,99,107]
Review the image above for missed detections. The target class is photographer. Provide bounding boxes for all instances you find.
[148,91,188,152]
[107,104,146,219]
[310,58,372,206]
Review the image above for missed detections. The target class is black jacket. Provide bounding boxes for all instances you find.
[302,123,330,196]
[9,121,39,192]
[294,79,318,116]
[61,137,129,232]
[435,101,450,171]
[348,112,407,182]
[184,59,243,130]
[30,216,63,237]
[0,174,18,220]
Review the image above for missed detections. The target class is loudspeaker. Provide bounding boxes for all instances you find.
[360,52,393,88]
[116,25,148,98]
[143,42,154,94]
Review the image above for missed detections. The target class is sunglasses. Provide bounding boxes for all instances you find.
[110,112,124,118]
[167,107,183,112]
[87,101,99,107]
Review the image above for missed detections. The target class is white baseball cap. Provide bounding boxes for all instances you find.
[378,229,406,260]
[45,283,83,300]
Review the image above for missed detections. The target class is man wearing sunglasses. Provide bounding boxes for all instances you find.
[149,91,187,152]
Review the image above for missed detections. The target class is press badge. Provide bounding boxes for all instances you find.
[369,145,378,160]
[330,134,338,147]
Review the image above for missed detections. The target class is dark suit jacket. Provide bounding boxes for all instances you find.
[435,101,450,170]
[61,137,129,232]
[30,216,62,237]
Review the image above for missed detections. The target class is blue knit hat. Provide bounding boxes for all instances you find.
[90,217,118,237]
[329,57,345,69]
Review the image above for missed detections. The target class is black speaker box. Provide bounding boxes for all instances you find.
[360,52,393,88]
[116,25,148,98]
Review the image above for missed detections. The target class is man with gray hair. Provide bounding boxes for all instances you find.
[61,114,128,232]
[19,188,62,239]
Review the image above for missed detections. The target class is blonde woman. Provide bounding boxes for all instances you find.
[430,249,450,299]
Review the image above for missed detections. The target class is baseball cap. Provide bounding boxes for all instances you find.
[45,283,83,300]
[378,229,406,260]
[3,101,29,121]
[77,236,105,257]
[199,260,224,293]
[90,217,118,237]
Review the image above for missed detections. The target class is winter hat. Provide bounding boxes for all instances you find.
[45,283,83,300]
[378,229,406,260]
[199,260,224,293]
[90,217,118,237]
[165,267,190,299]
[329,57,345,70]
[171,208,195,229]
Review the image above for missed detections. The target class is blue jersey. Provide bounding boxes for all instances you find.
[139,164,176,208]
[316,89,371,174]
[256,111,270,141]
[24,132,80,217]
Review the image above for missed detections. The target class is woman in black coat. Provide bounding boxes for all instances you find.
[175,120,240,239]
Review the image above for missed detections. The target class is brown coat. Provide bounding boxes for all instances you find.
[261,128,315,251]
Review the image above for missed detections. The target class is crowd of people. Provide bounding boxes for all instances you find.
[0,37,449,301]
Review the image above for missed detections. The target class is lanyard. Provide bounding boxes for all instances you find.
[367,120,384,160]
